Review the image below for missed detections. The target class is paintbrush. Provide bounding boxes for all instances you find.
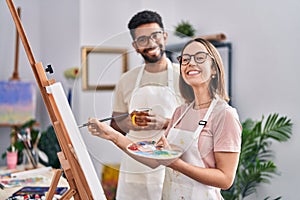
[78,113,130,128]
[17,132,38,168]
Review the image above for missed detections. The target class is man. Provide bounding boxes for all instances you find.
[110,10,183,200]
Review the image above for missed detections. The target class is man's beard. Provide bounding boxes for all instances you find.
[141,45,165,63]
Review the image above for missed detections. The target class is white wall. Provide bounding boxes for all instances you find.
[1,0,299,199]
[0,0,42,164]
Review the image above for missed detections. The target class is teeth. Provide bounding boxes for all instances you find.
[147,47,159,54]
[187,70,200,75]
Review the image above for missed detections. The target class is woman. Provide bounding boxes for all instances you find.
[160,38,242,199]
[88,38,242,199]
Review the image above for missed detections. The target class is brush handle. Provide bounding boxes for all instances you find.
[78,113,130,128]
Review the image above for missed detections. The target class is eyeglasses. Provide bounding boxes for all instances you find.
[134,31,164,47]
[177,52,213,66]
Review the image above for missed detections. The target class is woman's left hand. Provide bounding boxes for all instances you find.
[155,135,181,167]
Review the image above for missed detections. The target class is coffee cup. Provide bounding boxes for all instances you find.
[131,108,152,126]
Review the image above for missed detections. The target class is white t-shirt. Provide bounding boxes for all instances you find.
[112,62,182,112]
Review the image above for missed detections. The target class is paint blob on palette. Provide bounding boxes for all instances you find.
[127,141,183,161]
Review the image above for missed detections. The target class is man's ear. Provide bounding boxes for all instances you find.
[163,31,168,40]
[132,41,140,53]
[163,31,168,44]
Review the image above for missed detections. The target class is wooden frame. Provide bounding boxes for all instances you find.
[81,47,128,90]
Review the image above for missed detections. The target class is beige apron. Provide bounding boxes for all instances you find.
[163,98,224,200]
[116,58,181,200]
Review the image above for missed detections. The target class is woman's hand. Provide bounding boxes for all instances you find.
[155,135,180,167]
[155,137,183,171]
[88,118,118,142]
[156,134,170,149]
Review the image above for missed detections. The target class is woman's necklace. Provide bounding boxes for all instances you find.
[194,100,212,109]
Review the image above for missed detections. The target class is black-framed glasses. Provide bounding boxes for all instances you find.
[177,51,213,66]
[134,31,164,47]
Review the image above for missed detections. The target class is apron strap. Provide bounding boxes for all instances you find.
[166,58,175,92]
[193,97,218,139]
[171,97,218,139]
[134,65,144,89]
[171,102,194,128]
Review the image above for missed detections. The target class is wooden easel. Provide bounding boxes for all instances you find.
[10,7,21,81]
[6,0,96,199]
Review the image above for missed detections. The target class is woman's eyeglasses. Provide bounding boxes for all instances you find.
[177,52,213,66]
[134,31,164,47]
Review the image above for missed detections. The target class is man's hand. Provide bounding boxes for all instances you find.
[144,114,169,130]
[131,109,169,130]
[110,111,170,134]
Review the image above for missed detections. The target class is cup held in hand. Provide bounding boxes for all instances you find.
[131,108,151,126]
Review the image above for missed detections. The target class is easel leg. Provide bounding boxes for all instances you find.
[57,151,82,200]
[60,189,77,200]
[46,169,62,200]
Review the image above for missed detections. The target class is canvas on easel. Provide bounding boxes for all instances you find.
[5,0,107,199]
[46,82,107,199]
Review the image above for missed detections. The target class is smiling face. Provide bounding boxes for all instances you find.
[132,23,167,63]
[180,41,216,89]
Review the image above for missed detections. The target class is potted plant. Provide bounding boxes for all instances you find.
[1,119,40,165]
[221,113,293,200]
[38,125,61,169]
[174,20,196,38]
[2,119,62,169]
[5,144,18,169]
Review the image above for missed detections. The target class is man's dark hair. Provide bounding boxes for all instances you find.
[128,10,164,39]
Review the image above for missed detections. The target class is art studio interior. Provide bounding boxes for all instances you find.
[0,0,299,199]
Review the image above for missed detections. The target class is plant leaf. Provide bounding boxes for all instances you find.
[222,113,292,199]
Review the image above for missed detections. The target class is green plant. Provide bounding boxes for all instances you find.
[221,113,292,200]
[174,20,196,38]
[38,125,61,169]
[1,120,61,169]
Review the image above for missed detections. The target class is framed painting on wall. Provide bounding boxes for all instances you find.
[81,47,128,91]
[0,81,36,126]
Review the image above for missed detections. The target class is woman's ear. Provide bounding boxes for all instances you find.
[211,64,217,76]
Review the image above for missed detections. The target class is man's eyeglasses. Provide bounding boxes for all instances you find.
[177,52,213,66]
[134,31,164,47]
